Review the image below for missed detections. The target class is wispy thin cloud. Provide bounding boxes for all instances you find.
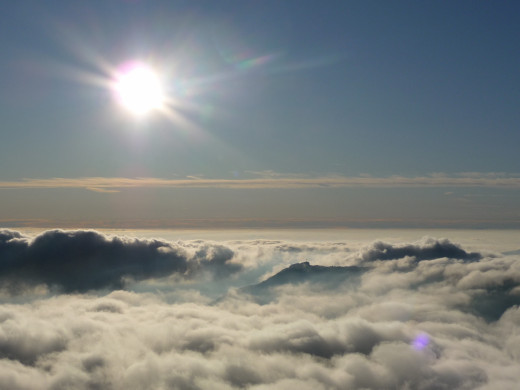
[0,173,519,191]
[85,187,120,193]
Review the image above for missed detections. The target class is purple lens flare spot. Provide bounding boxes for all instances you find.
[412,333,430,350]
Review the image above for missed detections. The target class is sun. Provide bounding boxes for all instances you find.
[113,63,165,115]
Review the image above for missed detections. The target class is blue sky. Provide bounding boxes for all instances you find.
[1,0,519,228]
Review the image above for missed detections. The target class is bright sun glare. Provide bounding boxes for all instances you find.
[113,63,165,115]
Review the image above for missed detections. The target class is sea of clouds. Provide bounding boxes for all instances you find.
[0,229,519,389]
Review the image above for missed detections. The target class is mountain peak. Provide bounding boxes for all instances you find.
[288,261,311,270]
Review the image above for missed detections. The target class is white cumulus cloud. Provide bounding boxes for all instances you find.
[0,229,518,389]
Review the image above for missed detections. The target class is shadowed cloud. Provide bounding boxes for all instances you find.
[359,238,482,263]
[0,229,241,293]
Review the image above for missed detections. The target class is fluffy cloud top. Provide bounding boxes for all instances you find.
[0,229,519,389]
[358,238,482,263]
[0,229,241,293]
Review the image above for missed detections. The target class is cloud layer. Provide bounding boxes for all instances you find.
[0,229,519,389]
[0,172,520,192]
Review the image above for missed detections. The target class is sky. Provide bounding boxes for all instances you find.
[1,0,520,228]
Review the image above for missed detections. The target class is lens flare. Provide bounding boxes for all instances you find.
[412,333,430,350]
